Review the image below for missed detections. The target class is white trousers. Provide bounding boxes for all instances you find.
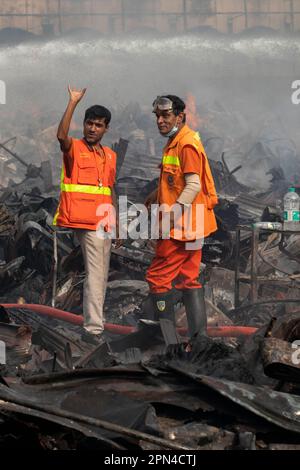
[75,229,111,334]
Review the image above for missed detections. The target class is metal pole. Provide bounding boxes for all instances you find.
[52,231,58,308]
[250,227,260,303]
[234,227,241,308]
[0,142,28,168]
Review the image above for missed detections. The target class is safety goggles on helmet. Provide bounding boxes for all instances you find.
[152,96,174,113]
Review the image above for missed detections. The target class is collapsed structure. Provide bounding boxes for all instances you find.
[0,99,300,450]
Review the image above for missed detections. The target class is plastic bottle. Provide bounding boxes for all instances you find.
[283,187,300,231]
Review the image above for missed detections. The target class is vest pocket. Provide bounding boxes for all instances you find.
[162,166,181,189]
[77,159,98,185]
[69,194,97,224]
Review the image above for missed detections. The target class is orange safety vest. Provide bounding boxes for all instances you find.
[53,139,117,231]
[158,125,218,240]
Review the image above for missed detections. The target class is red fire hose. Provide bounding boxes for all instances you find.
[1,303,258,337]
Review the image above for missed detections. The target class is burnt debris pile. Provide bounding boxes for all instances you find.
[0,101,300,449]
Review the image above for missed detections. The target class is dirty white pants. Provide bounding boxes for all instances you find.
[75,229,111,334]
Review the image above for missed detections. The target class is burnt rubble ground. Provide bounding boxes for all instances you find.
[0,102,300,450]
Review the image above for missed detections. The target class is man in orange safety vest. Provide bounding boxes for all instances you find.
[145,95,218,342]
[53,86,118,345]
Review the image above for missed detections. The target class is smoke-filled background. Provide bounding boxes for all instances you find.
[1,0,300,190]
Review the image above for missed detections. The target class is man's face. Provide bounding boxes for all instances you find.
[154,109,183,136]
[83,117,108,145]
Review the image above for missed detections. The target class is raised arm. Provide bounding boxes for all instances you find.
[57,85,86,152]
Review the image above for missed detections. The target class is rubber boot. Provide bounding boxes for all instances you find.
[150,291,174,321]
[150,291,180,346]
[183,288,207,337]
[140,295,155,321]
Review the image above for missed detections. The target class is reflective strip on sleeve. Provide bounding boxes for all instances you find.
[162,155,180,166]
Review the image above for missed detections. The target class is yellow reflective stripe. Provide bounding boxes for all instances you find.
[60,183,111,196]
[162,155,180,166]
[52,207,59,226]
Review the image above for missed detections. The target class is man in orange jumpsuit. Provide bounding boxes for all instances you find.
[145,95,218,340]
[53,86,118,345]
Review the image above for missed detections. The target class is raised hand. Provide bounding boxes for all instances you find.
[68,85,87,103]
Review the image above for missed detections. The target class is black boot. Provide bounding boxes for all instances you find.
[183,288,207,337]
[150,291,180,346]
[140,295,155,321]
[150,291,174,322]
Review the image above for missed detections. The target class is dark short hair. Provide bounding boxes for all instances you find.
[165,95,186,116]
[84,105,111,126]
